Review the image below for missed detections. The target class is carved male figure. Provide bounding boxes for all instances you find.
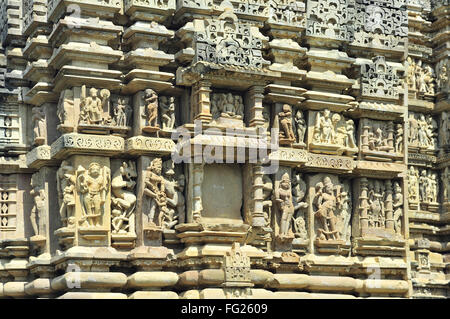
[144,158,167,226]
[314,177,340,240]
[77,163,110,227]
[79,87,105,124]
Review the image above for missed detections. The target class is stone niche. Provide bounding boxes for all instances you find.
[308,173,352,255]
[201,164,243,225]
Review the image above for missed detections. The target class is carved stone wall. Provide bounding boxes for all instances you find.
[0,0,447,300]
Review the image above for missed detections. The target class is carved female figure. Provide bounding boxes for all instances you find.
[31,107,46,144]
[278,104,295,141]
[113,98,127,127]
[275,173,295,238]
[393,182,403,234]
[417,114,429,147]
[408,166,419,203]
[30,179,45,236]
[160,96,176,130]
[395,124,403,153]
[57,161,76,228]
[144,89,159,127]
[111,161,137,233]
[294,110,306,144]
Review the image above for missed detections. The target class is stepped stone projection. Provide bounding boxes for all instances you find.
[0,0,448,299]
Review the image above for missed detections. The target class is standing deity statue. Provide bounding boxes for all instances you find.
[313,177,340,240]
[161,159,179,229]
[235,95,244,118]
[409,113,419,144]
[313,108,333,144]
[160,96,176,130]
[294,110,306,144]
[57,160,76,228]
[395,123,403,153]
[30,179,45,236]
[419,169,428,202]
[143,158,167,227]
[262,174,273,227]
[424,66,435,95]
[79,86,109,125]
[77,163,110,227]
[417,114,429,147]
[111,161,137,234]
[408,166,419,203]
[278,104,295,142]
[437,63,448,90]
[292,173,308,239]
[31,107,46,144]
[175,174,186,225]
[367,180,385,228]
[275,173,295,238]
[440,111,449,147]
[407,57,417,91]
[113,98,128,127]
[143,89,159,128]
[393,182,403,235]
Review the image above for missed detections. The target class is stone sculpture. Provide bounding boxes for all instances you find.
[310,109,358,156]
[79,86,110,125]
[111,161,137,234]
[31,107,46,145]
[159,96,176,130]
[144,158,167,228]
[274,173,295,239]
[30,176,45,236]
[292,172,307,240]
[57,160,76,228]
[77,163,110,227]
[278,104,295,144]
[143,89,160,129]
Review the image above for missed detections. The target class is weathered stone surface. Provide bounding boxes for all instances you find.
[0,0,447,301]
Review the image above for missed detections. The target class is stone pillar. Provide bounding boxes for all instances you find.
[359,178,369,231]
[387,121,394,152]
[361,118,370,151]
[191,161,204,223]
[251,164,265,227]
[385,179,394,231]
[247,85,265,128]
[192,80,212,123]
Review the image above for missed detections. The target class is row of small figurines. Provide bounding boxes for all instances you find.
[262,171,403,243]
[35,87,448,153]
[407,166,443,207]
[32,158,186,236]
